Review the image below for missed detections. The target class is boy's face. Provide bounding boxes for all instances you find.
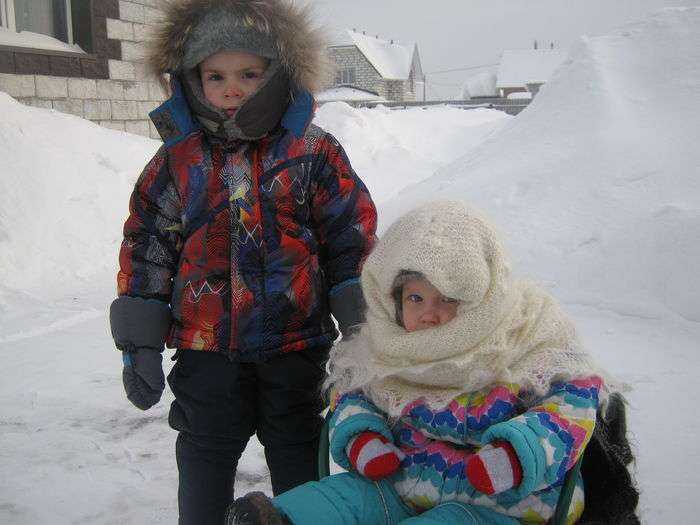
[199,49,268,116]
[401,279,460,333]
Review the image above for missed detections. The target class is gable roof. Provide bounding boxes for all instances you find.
[329,29,416,80]
[496,49,569,89]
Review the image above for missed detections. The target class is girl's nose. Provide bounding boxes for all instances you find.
[420,308,439,326]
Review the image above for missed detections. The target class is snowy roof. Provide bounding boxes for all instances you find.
[316,86,385,103]
[496,49,568,89]
[462,70,498,98]
[328,29,416,80]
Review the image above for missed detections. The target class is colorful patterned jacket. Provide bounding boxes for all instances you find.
[117,92,377,361]
[329,376,601,524]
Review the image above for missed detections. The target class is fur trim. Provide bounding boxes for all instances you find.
[148,0,329,93]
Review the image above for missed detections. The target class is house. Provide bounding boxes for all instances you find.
[0,0,166,138]
[496,49,568,98]
[322,29,423,102]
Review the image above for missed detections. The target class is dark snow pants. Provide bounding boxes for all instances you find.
[167,346,328,525]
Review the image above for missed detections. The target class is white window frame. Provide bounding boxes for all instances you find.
[1,0,74,45]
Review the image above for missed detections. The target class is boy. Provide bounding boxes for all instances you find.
[108,1,377,523]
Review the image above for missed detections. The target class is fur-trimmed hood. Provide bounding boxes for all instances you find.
[147,0,328,94]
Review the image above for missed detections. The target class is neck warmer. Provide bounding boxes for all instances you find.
[327,201,608,417]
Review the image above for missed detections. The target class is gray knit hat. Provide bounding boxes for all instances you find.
[181,4,279,69]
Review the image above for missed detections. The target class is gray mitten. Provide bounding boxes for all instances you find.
[110,296,172,411]
[329,280,367,339]
[122,348,165,410]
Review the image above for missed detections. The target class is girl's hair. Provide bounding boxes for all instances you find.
[390,270,425,327]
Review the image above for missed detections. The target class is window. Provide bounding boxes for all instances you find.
[1,0,75,45]
[335,67,356,85]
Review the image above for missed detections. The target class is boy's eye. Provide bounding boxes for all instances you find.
[207,73,223,81]
[406,294,423,303]
[442,296,459,304]
[243,71,261,80]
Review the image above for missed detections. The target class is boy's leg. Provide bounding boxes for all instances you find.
[256,346,329,495]
[273,472,412,525]
[176,433,247,524]
[168,350,257,525]
[399,501,521,525]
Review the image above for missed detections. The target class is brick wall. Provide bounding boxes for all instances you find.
[323,45,419,102]
[0,0,166,139]
[324,46,387,98]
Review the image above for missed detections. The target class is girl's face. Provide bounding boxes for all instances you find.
[401,279,460,332]
[199,49,268,117]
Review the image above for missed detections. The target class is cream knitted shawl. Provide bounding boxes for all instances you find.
[328,201,607,417]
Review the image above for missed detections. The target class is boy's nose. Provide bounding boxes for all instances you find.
[224,82,242,98]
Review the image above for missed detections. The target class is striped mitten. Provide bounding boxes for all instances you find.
[466,440,523,495]
[346,431,404,481]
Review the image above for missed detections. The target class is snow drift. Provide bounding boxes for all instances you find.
[383,7,700,323]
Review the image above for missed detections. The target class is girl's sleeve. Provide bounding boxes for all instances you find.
[117,146,183,302]
[328,390,393,470]
[310,133,378,335]
[481,376,602,498]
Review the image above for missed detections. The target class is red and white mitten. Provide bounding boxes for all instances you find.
[346,431,405,481]
[466,440,523,495]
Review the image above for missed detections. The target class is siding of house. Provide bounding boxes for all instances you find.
[324,41,421,102]
[327,46,386,98]
[0,0,166,138]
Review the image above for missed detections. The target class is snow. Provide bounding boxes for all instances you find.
[462,70,498,99]
[329,29,415,80]
[496,48,569,89]
[0,7,699,524]
[316,86,385,102]
[506,91,533,100]
[0,27,85,54]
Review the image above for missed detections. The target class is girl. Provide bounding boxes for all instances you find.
[226,201,616,524]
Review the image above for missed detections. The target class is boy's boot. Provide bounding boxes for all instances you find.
[224,492,291,525]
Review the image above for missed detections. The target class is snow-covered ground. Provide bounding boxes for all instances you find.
[1,7,699,524]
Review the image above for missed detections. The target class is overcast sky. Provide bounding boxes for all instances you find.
[307,0,700,99]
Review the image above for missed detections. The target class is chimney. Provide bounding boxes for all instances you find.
[534,39,538,50]
[362,30,365,35]
[550,41,554,49]
[375,35,379,39]
[391,39,394,44]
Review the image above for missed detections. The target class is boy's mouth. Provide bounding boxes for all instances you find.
[225,108,238,117]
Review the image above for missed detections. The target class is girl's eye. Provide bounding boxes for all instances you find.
[406,294,423,303]
[442,296,459,304]
[207,73,223,81]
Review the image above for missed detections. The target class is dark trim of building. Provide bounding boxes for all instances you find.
[0,0,120,79]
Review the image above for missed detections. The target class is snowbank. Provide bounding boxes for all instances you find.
[314,102,510,205]
[0,93,509,336]
[0,93,160,327]
[383,7,700,322]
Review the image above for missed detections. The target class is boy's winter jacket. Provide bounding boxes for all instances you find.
[114,0,377,361]
[117,114,376,360]
[329,377,601,524]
